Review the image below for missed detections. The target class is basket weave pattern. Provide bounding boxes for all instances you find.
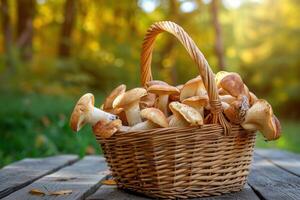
[96,21,256,199]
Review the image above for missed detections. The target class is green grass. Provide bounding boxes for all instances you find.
[0,92,299,167]
[0,92,104,167]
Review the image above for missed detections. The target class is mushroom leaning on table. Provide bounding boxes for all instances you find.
[241,99,281,141]
[169,102,203,127]
[70,93,118,132]
[129,108,168,131]
[147,84,180,116]
[112,87,147,126]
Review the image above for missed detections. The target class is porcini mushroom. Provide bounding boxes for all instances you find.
[169,102,203,127]
[70,93,118,132]
[182,96,208,117]
[147,84,180,116]
[223,95,249,124]
[241,99,281,140]
[140,93,156,109]
[112,88,147,126]
[129,108,168,131]
[103,84,126,112]
[180,76,206,101]
[92,119,130,139]
[145,80,169,88]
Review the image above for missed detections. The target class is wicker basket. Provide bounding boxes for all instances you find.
[96,21,256,199]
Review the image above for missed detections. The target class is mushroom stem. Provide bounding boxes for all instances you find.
[169,115,189,127]
[125,103,142,126]
[89,107,117,125]
[129,121,156,131]
[157,94,169,115]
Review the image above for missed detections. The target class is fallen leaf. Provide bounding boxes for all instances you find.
[49,190,72,195]
[29,189,45,196]
[102,179,117,185]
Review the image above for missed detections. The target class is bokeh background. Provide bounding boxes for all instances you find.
[0,0,299,167]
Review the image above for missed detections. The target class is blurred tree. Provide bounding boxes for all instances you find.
[16,0,35,60]
[58,0,76,57]
[0,0,13,70]
[211,0,225,70]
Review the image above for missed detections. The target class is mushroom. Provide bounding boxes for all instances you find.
[129,108,168,131]
[70,93,118,132]
[140,93,156,109]
[215,71,230,88]
[223,95,249,124]
[241,99,281,140]
[169,102,203,127]
[169,84,183,102]
[112,88,147,126]
[180,76,207,101]
[92,119,130,139]
[219,95,236,104]
[147,84,180,116]
[103,84,126,112]
[182,96,208,117]
[145,80,169,88]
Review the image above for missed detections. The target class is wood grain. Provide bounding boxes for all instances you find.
[3,156,108,200]
[248,153,300,200]
[255,148,300,177]
[86,184,259,200]
[0,155,78,198]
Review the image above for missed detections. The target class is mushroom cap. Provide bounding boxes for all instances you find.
[140,108,169,128]
[145,80,169,88]
[92,119,122,139]
[219,73,245,97]
[215,71,230,87]
[249,92,258,105]
[103,84,126,111]
[241,99,281,140]
[147,84,180,96]
[140,93,156,109]
[182,96,208,108]
[220,95,236,104]
[180,76,206,101]
[224,95,249,124]
[113,87,147,109]
[169,102,203,125]
[70,93,94,132]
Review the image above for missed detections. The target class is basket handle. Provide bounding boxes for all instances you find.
[140,21,231,135]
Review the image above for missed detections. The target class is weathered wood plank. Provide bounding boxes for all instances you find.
[255,148,300,177]
[3,156,108,200]
[86,184,259,200]
[248,153,300,200]
[0,155,78,198]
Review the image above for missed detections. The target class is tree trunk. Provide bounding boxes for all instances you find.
[58,0,76,58]
[1,0,12,54]
[16,0,35,61]
[211,0,225,70]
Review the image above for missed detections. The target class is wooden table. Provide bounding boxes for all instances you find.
[1,148,299,200]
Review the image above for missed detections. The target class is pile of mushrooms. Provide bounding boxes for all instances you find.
[70,71,281,140]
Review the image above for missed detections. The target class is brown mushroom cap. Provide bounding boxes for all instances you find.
[169,102,203,125]
[147,84,180,95]
[215,71,230,88]
[241,99,281,140]
[113,88,147,108]
[182,96,208,108]
[92,119,122,139]
[140,93,156,109]
[103,84,126,111]
[140,108,168,128]
[219,73,246,97]
[70,93,94,132]
[145,80,169,88]
[180,76,206,101]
